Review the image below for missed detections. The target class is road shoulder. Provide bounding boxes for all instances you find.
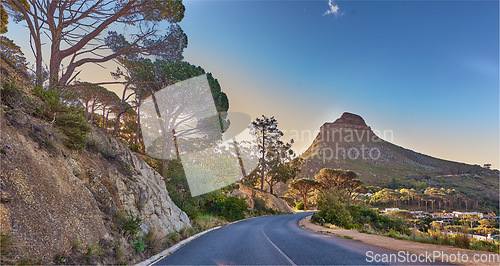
[299,215,499,265]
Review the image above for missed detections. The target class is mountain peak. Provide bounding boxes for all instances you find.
[321,112,372,131]
[333,112,368,127]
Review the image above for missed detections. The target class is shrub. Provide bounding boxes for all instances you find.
[33,86,90,149]
[452,233,470,249]
[471,240,498,252]
[55,107,90,149]
[314,189,354,228]
[0,233,13,257]
[206,192,247,221]
[254,198,267,213]
[296,202,305,210]
[181,204,201,219]
[114,240,125,262]
[314,189,409,233]
[179,227,195,238]
[117,211,142,237]
[1,82,25,109]
[267,208,277,215]
[131,237,146,253]
[168,232,180,243]
[194,214,223,231]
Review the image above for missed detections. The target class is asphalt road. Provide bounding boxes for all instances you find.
[156,212,439,265]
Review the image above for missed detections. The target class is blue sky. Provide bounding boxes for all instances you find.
[178,0,499,168]
[4,0,499,168]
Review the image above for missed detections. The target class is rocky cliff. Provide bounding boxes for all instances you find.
[0,112,189,263]
[229,184,293,214]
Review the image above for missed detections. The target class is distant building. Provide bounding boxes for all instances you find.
[409,211,430,219]
[483,163,491,169]
[482,215,500,223]
[452,211,484,219]
[431,212,454,223]
[381,208,400,213]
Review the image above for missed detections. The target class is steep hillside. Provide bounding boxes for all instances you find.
[295,112,498,204]
[0,105,189,263]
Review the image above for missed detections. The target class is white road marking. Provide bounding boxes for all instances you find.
[262,227,297,266]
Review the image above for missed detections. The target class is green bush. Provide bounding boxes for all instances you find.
[55,107,90,149]
[117,211,142,237]
[168,232,180,243]
[1,82,25,109]
[33,86,90,149]
[131,237,146,253]
[313,189,409,233]
[207,193,248,221]
[470,240,498,252]
[193,214,223,231]
[296,202,305,210]
[451,233,470,249]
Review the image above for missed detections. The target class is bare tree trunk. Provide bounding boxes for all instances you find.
[85,101,89,120]
[260,130,265,190]
[234,141,246,178]
[34,40,43,87]
[172,129,180,160]
[104,112,110,131]
[135,106,141,145]
[90,100,96,124]
[102,107,106,128]
[161,159,169,177]
[113,84,130,136]
[303,194,307,211]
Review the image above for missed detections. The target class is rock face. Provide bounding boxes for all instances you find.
[0,116,189,261]
[87,127,190,234]
[231,184,293,213]
[229,184,293,213]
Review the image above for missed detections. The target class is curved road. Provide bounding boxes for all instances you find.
[156,212,435,265]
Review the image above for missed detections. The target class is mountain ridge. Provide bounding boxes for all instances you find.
[295,112,498,209]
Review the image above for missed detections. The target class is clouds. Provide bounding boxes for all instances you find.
[323,0,341,17]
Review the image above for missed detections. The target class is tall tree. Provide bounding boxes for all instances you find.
[315,168,363,202]
[3,0,187,88]
[111,59,229,137]
[0,35,29,83]
[0,4,8,34]
[289,178,318,211]
[74,82,116,124]
[264,145,300,194]
[112,59,230,175]
[250,115,283,191]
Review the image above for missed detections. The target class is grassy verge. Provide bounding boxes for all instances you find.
[317,221,499,253]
